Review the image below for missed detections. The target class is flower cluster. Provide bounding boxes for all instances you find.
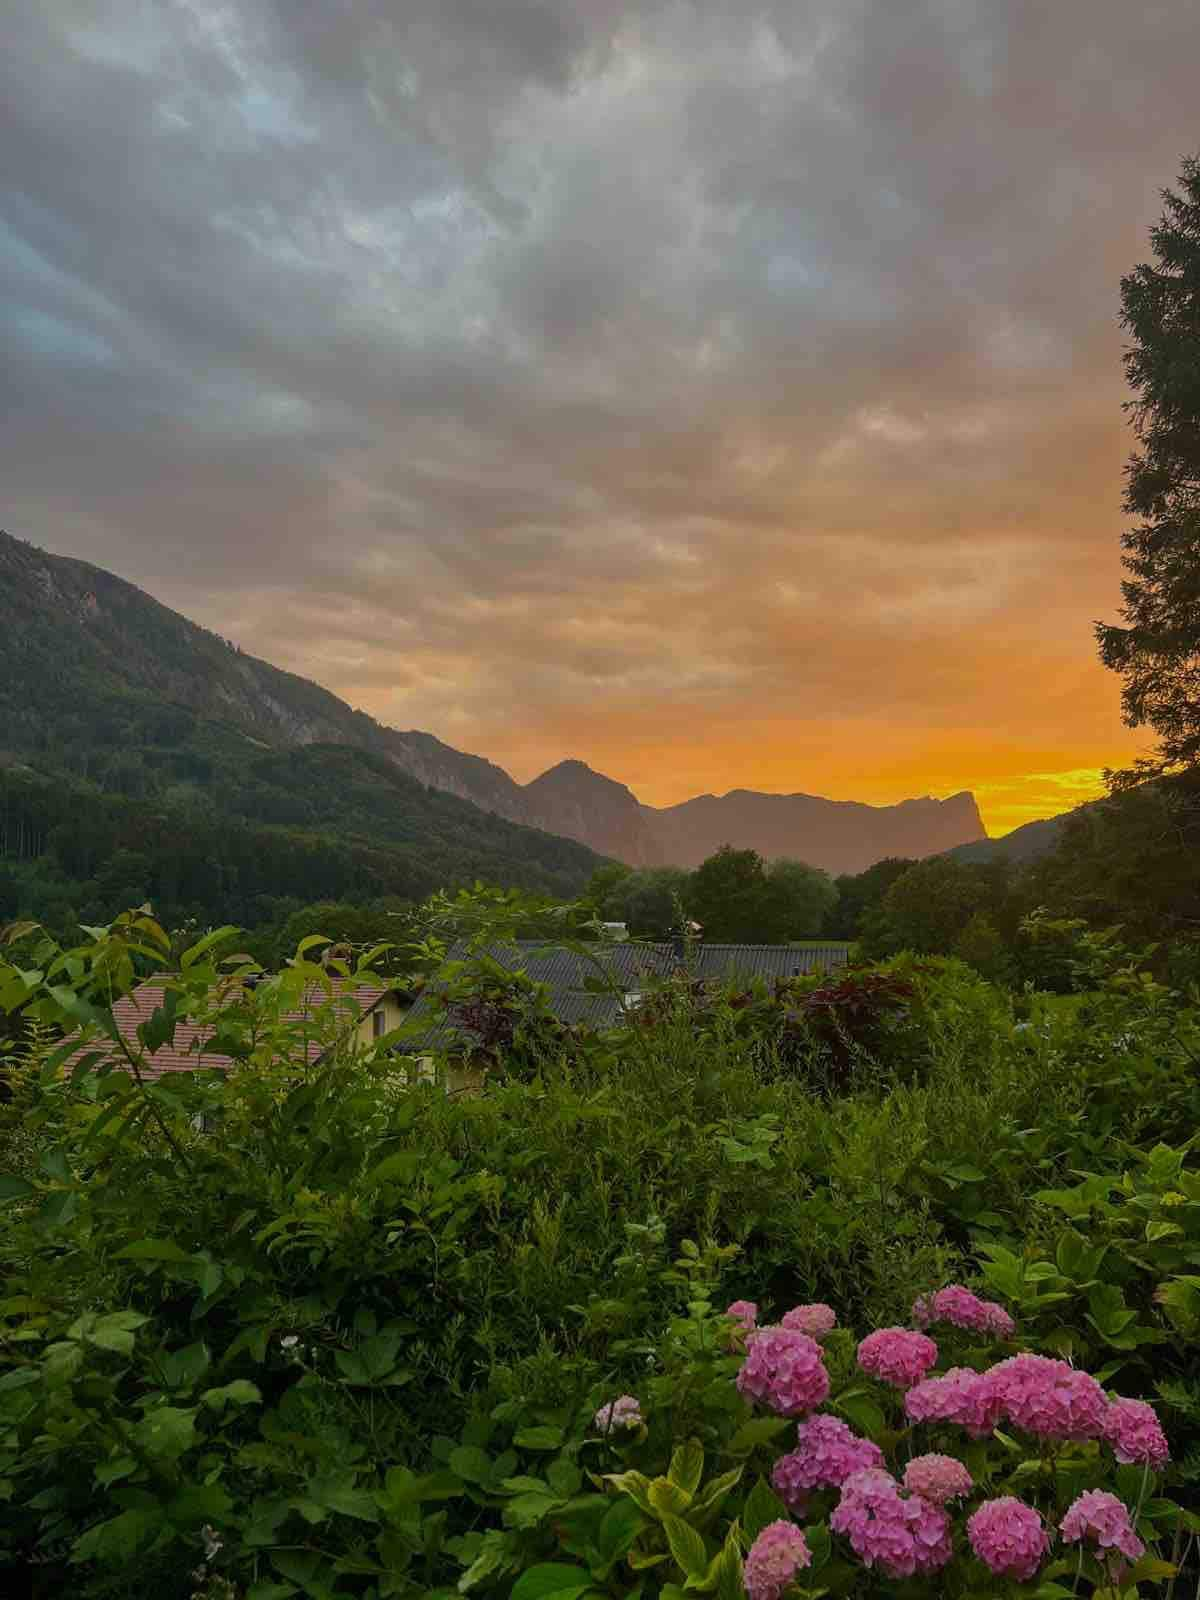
[736,1327,830,1417]
[726,1300,759,1334]
[1102,1396,1171,1468]
[726,1296,1171,1599]
[743,1520,811,1600]
[593,1394,642,1433]
[830,1468,952,1578]
[771,1415,884,1510]
[1060,1489,1145,1567]
[987,1354,1109,1442]
[904,1366,1006,1438]
[967,1496,1051,1580]
[913,1284,1015,1339]
[781,1303,837,1339]
[857,1327,939,1388]
[902,1453,973,1505]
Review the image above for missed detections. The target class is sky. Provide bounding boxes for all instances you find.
[4,1,1197,836]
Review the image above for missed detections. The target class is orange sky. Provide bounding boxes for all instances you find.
[6,0,1191,842]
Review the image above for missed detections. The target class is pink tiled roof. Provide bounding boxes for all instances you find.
[62,978,390,1081]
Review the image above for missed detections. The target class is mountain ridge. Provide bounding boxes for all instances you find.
[2,528,988,874]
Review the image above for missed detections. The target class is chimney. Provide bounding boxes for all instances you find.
[671,921,703,964]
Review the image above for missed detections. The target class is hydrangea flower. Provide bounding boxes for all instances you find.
[857,1327,938,1388]
[781,1303,837,1339]
[743,1520,811,1600]
[987,1354,1108,1441]
[1060,1489,1146,1567]
[980,1301,1016,1338]
[593,1394,642,1433]
[903,1453,973,1504]
[904,1367,1004,1437]
[726,1300,759,1334]
[967,1497,1050,1581]
[736,1327,831,1417]
[724,1300,760,1350]
[830,1467,953,1578]
[913,1285,1015,1338]
[1101,1397,1170,1469]
[771,1415,884,1508]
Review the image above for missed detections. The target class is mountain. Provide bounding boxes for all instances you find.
[523,760,662,866]
[0,529,988,876]
[945,810,1074,865]
[0,530,606,905]
[643,788,986,876]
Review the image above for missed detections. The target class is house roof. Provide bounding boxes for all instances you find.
[61,978,392,1081]
[402,939,849,1054]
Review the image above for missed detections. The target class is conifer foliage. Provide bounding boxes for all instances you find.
[1098,154,1200,776]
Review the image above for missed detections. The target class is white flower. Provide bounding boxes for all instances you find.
[280,1335,299,1350]
[201,1525,223,1560]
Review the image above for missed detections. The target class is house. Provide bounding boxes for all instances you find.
[401,938,850,1064]
[61,976,409,1081]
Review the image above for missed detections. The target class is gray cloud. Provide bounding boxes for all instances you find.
[3,0,1196,823]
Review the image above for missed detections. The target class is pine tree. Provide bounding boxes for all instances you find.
[1097,154,1200,778]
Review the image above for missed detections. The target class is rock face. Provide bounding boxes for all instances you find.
[0,527,990,874]
[523,760,663,867]
[640,788,986,875]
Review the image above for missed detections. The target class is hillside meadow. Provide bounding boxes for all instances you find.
[2,892,1200,1599]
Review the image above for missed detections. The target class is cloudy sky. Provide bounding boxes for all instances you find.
[4,0,1197,833]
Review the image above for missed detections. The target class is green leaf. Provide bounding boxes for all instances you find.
[69,1310,149,1356]
[596,1496,646,1561]
[334,1330,410,1387]
[727,1417,791,1455]
[0,1174,35,1202]
[669,1438,705,1497]
[514,1425,565,1451]
[304,1473,381,1523]
[509,1564,593,1600]
[71,1509,161,1567]
[648,1478,693,1517]
[603,1470,654,1514]
[201,1379,262,1410]
[833,1390,886,1437]
[133,1406,197,1461]
[503,1492,564,1529]
[547,1459,583,1498]
[742,1477,788,1543]
[662,1515,709,1580]
[450,1447,494,1485]
[118,1237,192,1262]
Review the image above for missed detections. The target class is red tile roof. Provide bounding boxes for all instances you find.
[62,978,391,1081]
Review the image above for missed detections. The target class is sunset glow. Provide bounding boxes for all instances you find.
[3,1,1192,836]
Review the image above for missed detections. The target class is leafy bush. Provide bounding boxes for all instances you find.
[4,895,1200,1595]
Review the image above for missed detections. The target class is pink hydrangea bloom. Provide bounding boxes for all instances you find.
[781,1303,837,1339]
[987,1354,1108,1441]
[1061,1490,1145,1566]
[727,1300,759,1333]
[771,1415,884,1508]
[980,1300,1016,1338]
[830,1468,953,1578]
[903,1453,973,1504]
[967,1497,1050,1581]
[736,1327,831,1417]
[913,1286,1015,1339]
[593,1394,642,1433]
[904,1367,1004,1437]
[1101,1397,1170,1468]
[857,1327,938,1389]
[743,1520,811,1600]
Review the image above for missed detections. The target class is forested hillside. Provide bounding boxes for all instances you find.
[0,755,605,936]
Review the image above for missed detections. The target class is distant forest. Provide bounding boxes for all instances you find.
[0,751,602,940]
